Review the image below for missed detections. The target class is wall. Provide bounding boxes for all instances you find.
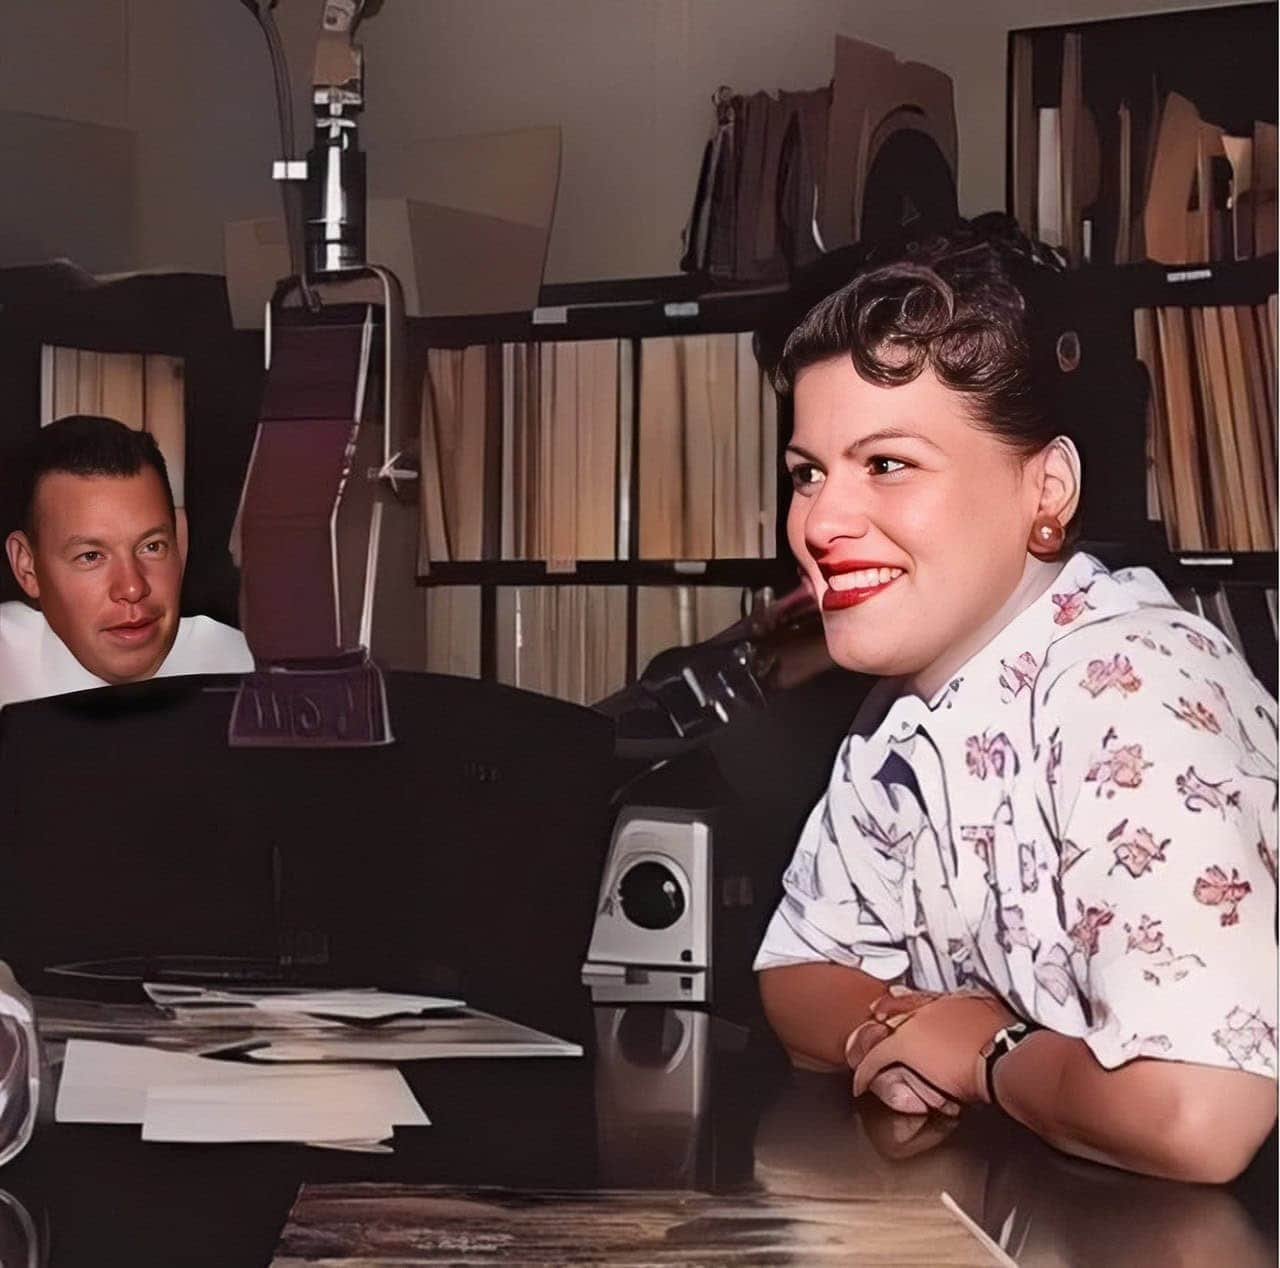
[0,0,136,272]
[5,0,1253,280]
[0,0,130,127]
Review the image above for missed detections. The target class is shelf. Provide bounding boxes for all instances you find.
[420,546,1272,589]
[402,274,788,348]
[417,558,793,588]
[1071,255,1278,310]
[1083,539,1277,587]
[0,270,235,356]
[409,258,1275,353]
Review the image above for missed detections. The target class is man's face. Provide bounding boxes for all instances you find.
[6,469,183,685]
[786,355,1039,684]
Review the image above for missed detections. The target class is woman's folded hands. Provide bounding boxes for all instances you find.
[844,986,1015,1115]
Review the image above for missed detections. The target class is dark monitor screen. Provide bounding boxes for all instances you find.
[0,672,622,1025]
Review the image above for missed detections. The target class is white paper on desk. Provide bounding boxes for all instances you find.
[143,1069,427,1151]
[147,1068,426,1127]
[55,1039,424,1125]
[142,1094,390,1145]
[140,1067,428,1144]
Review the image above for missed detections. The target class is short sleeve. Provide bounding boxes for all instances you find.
[1032,616,1278,1075]
[754,734,911,982]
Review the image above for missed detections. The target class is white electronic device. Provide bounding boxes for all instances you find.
[581,807,712,1004]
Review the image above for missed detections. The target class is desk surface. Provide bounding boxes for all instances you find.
[0,1005,1275,1267]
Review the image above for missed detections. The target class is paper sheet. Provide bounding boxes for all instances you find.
[141,1067,429,1143]
[56,1040,428,1144]
[142,1095,390,1145]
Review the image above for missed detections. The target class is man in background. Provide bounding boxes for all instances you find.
[0,414,252,707]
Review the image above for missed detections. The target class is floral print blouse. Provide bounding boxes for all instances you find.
[755,551,1278,1077]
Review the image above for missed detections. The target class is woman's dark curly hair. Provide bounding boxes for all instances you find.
[771,214,1084,546]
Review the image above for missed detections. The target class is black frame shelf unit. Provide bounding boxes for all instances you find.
[410,274,799,689]
[1005,3,1277,268]
[1007,5,1278,595]
[1090,253,1277,310]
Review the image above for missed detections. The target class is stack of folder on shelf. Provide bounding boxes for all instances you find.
[419,345,503,563]
[638,333,777,560]
[635,586,746,677]
[40,344,186,504]
[426,584,752,706]
[419,340,626,565]
[1011,30,1278,265]
[425,585,481,679]
[495,586,627,706]
[419,333,779,567]
[503,340,625,564]
[1134,298,1277,551]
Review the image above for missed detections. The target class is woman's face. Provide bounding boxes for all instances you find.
[786,354,1041,681]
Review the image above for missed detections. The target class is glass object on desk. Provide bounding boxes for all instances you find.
[0,1189,40,1268]
[47,956,286,986]
[0,964,39,1170]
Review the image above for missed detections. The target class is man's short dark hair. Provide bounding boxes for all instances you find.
[16,415,175,538]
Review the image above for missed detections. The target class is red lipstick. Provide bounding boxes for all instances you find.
[817,561,904,612]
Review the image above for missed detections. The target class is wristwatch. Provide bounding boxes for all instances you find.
[980,1020,1042,1106]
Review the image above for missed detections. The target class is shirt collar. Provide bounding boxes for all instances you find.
[882,550,1111,735]
[38,611,110,694]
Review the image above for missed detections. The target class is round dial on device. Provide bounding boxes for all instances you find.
[618,860,686,930]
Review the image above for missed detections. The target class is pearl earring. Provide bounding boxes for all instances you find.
[1029,514,1064,556]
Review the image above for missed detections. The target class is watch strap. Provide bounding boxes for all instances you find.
[983,1020,1042,1106]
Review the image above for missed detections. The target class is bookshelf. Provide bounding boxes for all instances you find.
[410,276,797,701]
[1007,4,1278,690]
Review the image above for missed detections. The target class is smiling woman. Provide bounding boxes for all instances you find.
[754,217,1278,1184]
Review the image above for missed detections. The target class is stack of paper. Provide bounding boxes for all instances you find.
[237,1010,583,1063]
[143,984,465,1023]
[38,997,584,1066]
[56,1040,428,1149]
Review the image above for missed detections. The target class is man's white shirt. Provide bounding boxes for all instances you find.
[0,600,254,708]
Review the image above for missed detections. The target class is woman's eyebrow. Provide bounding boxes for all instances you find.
[785,428,942,463]
[847,427,942,454]
[784,442,820,462]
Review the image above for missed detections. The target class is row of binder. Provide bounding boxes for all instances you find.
[1134,298,1277,551]
[1013,31,1278,266]
[638,333,777,560]
[419,335,779,566]
[40,345,187,505]
[424,585,747,707]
